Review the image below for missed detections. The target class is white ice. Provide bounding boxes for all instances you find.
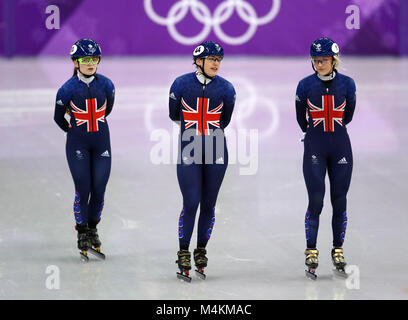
[0,57,407,299]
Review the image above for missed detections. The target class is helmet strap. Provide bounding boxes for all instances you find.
[197,58,214,81]
[311,60,316,73]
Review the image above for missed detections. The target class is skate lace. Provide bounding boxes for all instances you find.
[91,232,99,241]
[305,249,319,264]
[332,249,345,264]
[78,233,88,241]
[194,249,207,264]
[195,256,207,264]
[178,252,191,266]
[88,229,100,242]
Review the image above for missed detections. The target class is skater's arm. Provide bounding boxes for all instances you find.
[295,81,308,133]
[221,82,236,128]
[105,79,115,117]
[169,79,182,121]
[343,78,356,125]
[54,87,70,132]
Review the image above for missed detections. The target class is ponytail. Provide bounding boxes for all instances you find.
[72,57,78,77]
[333,55,341,69]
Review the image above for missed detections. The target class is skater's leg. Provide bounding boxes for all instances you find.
[177,162,202,250]
[328,137,353,248]
[197,155,228,248]
[66,137,91,227]
[303,149,327,249]
[88,142,111,228]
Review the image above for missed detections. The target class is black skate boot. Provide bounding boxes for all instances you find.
[176,250,192,282]
[305,248,319,280]
[193,248,208,280]
[87,227,105,260]
[77,225,91,262]
[332,248,347,278]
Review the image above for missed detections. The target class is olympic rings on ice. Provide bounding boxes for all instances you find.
[144,0,281,45]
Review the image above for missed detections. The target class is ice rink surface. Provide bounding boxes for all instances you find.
[0,56,407,299]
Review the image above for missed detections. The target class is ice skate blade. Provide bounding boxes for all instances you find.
[195,269,206,280]
[177,272,192,283]
[333,268,348,278]
[88,247,106,260]
[80,251,89,262]
[305,269,317,280]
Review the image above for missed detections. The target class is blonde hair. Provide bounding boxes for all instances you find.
[333,55,341,69]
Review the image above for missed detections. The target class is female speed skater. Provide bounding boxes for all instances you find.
[54,38,115,261]
[295,38,356,279]
[169,41,236,282]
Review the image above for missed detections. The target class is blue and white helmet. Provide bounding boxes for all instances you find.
[193,41,224,60]
[310,37,339,57]
[70,38,102,59]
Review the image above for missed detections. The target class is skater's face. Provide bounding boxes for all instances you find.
[73,57,99,76]
[312,56,333,76]
[196,55,222,77]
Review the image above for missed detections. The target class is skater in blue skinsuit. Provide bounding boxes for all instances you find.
[295,38,356,278]
[54,39,115,260]
[169,41,236,281]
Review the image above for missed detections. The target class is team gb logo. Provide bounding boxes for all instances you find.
[88,44,96,54]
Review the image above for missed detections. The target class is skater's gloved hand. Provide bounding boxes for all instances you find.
[299,132,306,142]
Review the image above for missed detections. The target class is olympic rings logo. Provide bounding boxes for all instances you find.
[144,0,281,45]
